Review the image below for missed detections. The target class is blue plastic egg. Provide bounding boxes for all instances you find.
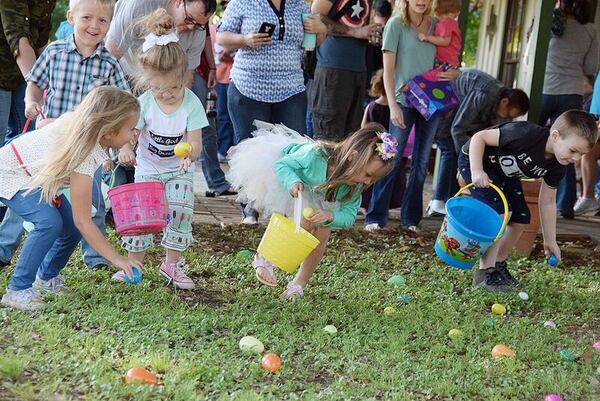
[125,267,142,285]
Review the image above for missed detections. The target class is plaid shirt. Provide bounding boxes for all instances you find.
[26,36,129,118]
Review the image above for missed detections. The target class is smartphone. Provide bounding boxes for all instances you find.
[258,22,276,37]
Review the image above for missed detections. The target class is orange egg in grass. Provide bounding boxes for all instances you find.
[174,142,192,158]
[491,344,516,359]
[261,353,282,373]
[124,367,157,385]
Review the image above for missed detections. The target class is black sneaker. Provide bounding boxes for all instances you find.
[472,268,513,292]
[495,260,520,287]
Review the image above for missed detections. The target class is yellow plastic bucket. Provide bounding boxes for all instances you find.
[257,213,320,273]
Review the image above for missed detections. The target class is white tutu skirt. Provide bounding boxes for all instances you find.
[227,125,338,217]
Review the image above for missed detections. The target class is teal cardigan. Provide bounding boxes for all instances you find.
[273,143,362,228]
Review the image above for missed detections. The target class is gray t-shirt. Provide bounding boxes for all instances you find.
[107,0,205,76]
[543,18,599,96]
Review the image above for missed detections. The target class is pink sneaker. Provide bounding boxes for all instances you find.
[160,260,195,290]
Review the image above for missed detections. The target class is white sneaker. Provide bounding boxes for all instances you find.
[241,216,258,225]
[1,287,45,311]
[33,275,70,294]
[573,197,600,215]
[407,225,421,234]
[111,270,127,283]
[364,223,381,232]
[426,200,446,216]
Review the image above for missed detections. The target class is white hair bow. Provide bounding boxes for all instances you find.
[142,32,179,52]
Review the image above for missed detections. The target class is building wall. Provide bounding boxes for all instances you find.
[475,0,508,77]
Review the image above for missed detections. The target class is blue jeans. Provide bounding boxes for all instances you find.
[366,105,439,227]
[228,81,307,217]
[0,82,34,146]
[433,135,458,201]
[0,168,109,267]
[1,190,81,291]
[191,73,232,194]
[538,94,583,213]
[216,82,234,157]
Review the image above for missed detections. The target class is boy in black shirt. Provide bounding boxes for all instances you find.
[458,109,598,291]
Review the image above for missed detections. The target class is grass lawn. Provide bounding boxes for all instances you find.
[0,224,599,400]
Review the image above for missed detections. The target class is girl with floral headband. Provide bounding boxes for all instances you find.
[228,122,396,299]
[114,9,208,289]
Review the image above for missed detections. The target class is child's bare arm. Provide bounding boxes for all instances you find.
[538,182,561,260]
[468,129,500,187]
[24,82,43,119]
[360,107,369,128]
[418,33,452,47]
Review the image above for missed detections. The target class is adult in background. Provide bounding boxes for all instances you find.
[538,0,599,219]
[310,0,377,141]
[0,1,55,146]
[426,68,529,216]
[365,0,393,104]
[364,0,458,233]
[217,0,326,225]
[106,0,216,87]
[0,0,56,258]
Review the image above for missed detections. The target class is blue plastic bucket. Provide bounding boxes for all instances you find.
[434,184,508,270]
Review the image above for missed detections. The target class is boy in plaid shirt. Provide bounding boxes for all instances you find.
[24,0,128,127]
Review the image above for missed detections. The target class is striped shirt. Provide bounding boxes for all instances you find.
[26,36,129,118]
[218,0,308,103]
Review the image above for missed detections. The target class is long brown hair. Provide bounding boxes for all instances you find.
[316,123,394,202]
[30,87,139,203]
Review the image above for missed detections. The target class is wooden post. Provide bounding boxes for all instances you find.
[525,0,554,123]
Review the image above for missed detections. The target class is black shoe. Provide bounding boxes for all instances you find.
[89,263,109,270]
[205,189,238,198]
[495,260,520,287]
[560,209,575,219]
[472,268,513,292]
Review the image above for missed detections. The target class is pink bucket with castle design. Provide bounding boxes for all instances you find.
[108,181,168,236]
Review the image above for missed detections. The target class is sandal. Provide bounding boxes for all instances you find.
[252,254,277,287]
[280,282,304,300]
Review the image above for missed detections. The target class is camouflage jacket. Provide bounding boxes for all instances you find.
[0,0,56,91]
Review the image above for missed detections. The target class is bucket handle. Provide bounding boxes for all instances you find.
[293,190,303,234]
[455,183,509,242]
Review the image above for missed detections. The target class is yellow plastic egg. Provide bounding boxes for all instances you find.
[491,303,506,316]
[174,142,192,158]
[448,328,462,338]
[302,207,314,219]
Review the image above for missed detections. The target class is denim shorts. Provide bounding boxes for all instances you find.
[458,155,531,224]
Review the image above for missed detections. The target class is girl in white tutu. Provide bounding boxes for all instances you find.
[228,123,398,299]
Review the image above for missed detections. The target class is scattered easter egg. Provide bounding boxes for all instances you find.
[545,394,563,401]
[491,303,506,316]
[518,291,529,301]
[387,275,406,286]
[236,249,253,259]
[174,142,192,158]
[483,319,495,329]
[302,208,314,219]
[544,320,557,329]
[124,267,142,285]
[560,349,576,362]
[592,341,600,351]
[383,306,397,315]
[261,353,281,373]
[448,328,462,338]
[491,344,515,359]
[239,336,264,354]
[548,255,559,267]
[124,367,157,385]
[323,325,337,335]
[398,294,410,303]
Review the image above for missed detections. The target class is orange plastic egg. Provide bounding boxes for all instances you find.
[124,367,158,385]
[491,344,516,359]
[261,353,282,373]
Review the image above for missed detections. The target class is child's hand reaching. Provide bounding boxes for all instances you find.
[305,208,333,225]
[543,241,561,263]
[290,182,304,197]
[471,170,492,188]
[102,159,114,172]
[114,255,143,281]
[418,33,428,42]
[179,157,192,172]
[25,101,42,119]
[118,149,136,167]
